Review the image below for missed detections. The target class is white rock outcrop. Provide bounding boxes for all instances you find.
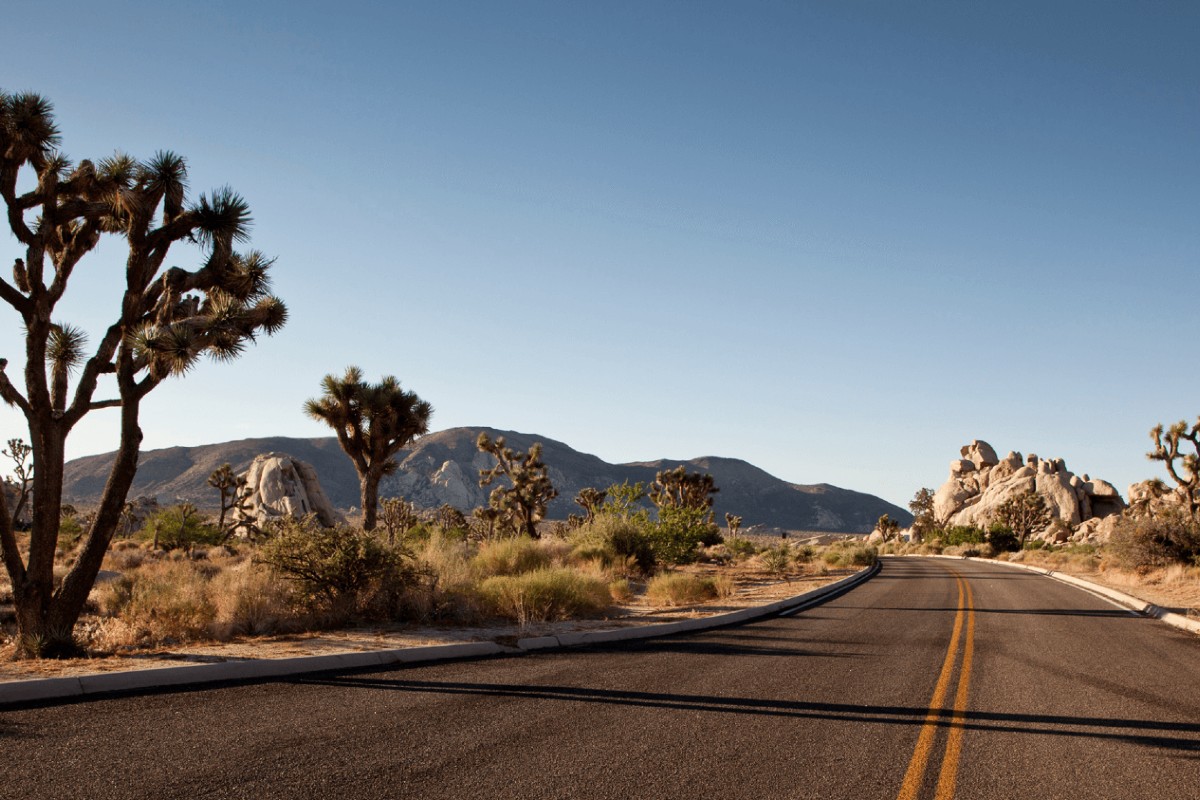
[933,440,1126,542]
[235,453,344,530]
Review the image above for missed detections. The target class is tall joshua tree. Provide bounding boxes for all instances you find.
[1149,417,1200,518]
[304,367,432,531]
[477,433,558,539]
[0,92,287,656]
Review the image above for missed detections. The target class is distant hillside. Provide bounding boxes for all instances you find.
[62,427,911,533]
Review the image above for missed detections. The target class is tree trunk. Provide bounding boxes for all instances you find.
[47,395,144,644]
[360,471,380,531]
[10,415,71,657]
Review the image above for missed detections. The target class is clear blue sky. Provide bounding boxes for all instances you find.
[2,1,1197,507]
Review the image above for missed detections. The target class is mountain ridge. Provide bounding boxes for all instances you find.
[62,427,911,532]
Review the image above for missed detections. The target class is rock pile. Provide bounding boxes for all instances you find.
[933,440,1126,542]
[234,453,344,531]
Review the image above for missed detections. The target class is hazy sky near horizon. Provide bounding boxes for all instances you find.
[2,1,1197,507]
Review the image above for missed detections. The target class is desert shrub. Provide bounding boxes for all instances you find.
[57,511,85,551]
[470,536,552,579]
[725,537,758,560]
[759,544,792,578]
[140,504,223,553]
[985,524,1021,553]
[942,526,986,547]
[255,518,413,611]
[645,572,732,606]
[608,578,634,603]
[571,514,656,575]
[649,506,718,567]
[97,560,218,643]
[475,568,610,623]
[1109,511,1200,570]
[208,565,299,639]
[822,541,878,568]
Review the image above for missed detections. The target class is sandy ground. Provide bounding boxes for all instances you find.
[0,570,848,684]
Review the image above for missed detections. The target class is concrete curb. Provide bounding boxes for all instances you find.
[1,562,880,708]
[919,554,1200,636]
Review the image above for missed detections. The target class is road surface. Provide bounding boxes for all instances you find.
[3,557,1198,799]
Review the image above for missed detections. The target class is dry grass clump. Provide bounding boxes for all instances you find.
[475,568,611,623]
[95,560,219,645]
[90,554,301,648]
[645,572,734,606]
[820,540,878,568]
[470,536,555,579]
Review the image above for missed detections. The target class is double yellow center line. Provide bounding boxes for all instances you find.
[896,570,976,800]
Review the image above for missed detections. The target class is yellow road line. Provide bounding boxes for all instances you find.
[934,578,976,800]
[895,575,965,800]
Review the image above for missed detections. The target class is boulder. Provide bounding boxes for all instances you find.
[950,459,976,475]
[953,473,1036,528]
[960,440,1000,469]
[1035,471,1082,526]
[236,453,344,529]
[935,440,1122,533]
[933,479,974,522]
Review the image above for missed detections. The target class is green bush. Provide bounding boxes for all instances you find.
[985,524,1021,553]
[942,526,986,547]
[140,504,223,552]
[255,518,412,611]
[759,544,792,578]
[571,514,656,575]
[476,568,611,623]
[725,537,758,560]
[649,506,718,567]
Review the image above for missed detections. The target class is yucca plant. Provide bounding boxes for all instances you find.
[304,367,432,532]
[0,92,287,657]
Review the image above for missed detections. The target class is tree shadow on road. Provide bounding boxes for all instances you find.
[294,674,1200,753]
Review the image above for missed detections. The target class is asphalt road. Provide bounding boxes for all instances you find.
[3,557,1199,800]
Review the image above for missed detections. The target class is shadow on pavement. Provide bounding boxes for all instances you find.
[295,674,1200,752]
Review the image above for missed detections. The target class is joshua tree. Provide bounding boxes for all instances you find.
[993,491,1052,546]
[0,92,287,656]
[304,367,432,532]
[574,487,607,524]
[477,433,558,539]
[379,497,418,545]
[471,506,502,539]
[649,466,719,520]
[208,463,239,533]
[3,437,33,527]
[724,513,742,537]
[875,513,902,542]
[1148,417,1199,517]
[431,503,467,532]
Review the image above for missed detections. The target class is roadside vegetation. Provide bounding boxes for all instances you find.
[0,500,875,655]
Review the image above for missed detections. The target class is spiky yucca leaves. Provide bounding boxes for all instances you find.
[305,368,432,532]
[380,497,419,545]
[477,433,558,539]
[574,487,607,524]
[1149,418,1200,518]
[648,466,719,521]
[0,91,288,657]
[208,463,239,534]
